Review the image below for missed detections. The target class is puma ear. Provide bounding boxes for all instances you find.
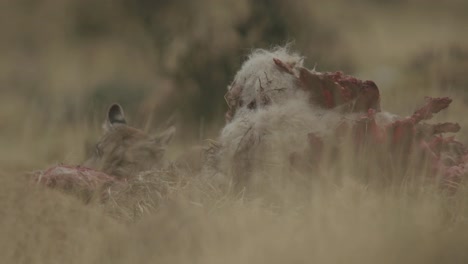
[103,103,126,131]
[151,126,176,146]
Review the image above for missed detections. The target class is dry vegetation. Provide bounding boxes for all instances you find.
[1,0,468,263]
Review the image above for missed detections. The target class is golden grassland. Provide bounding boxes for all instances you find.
[3,159,468,263]
[1,1,468,263]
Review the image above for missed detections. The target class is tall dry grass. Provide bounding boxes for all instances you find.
[1,0,468,263]
[3,160,468,263]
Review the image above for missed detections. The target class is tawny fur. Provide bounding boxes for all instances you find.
[83,104,175,179]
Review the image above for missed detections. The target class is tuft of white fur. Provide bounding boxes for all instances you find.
[228,47,305,120]
[375,111,401,126]
[218,95,362,182]
[215,47,402,187]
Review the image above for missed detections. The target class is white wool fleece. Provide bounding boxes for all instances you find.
[216,46,401,184]
[218,96,362,175]
[228,47,304,119]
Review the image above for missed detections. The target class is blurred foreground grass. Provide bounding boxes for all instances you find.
[1,1,468,263]
[3,167,468,263]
